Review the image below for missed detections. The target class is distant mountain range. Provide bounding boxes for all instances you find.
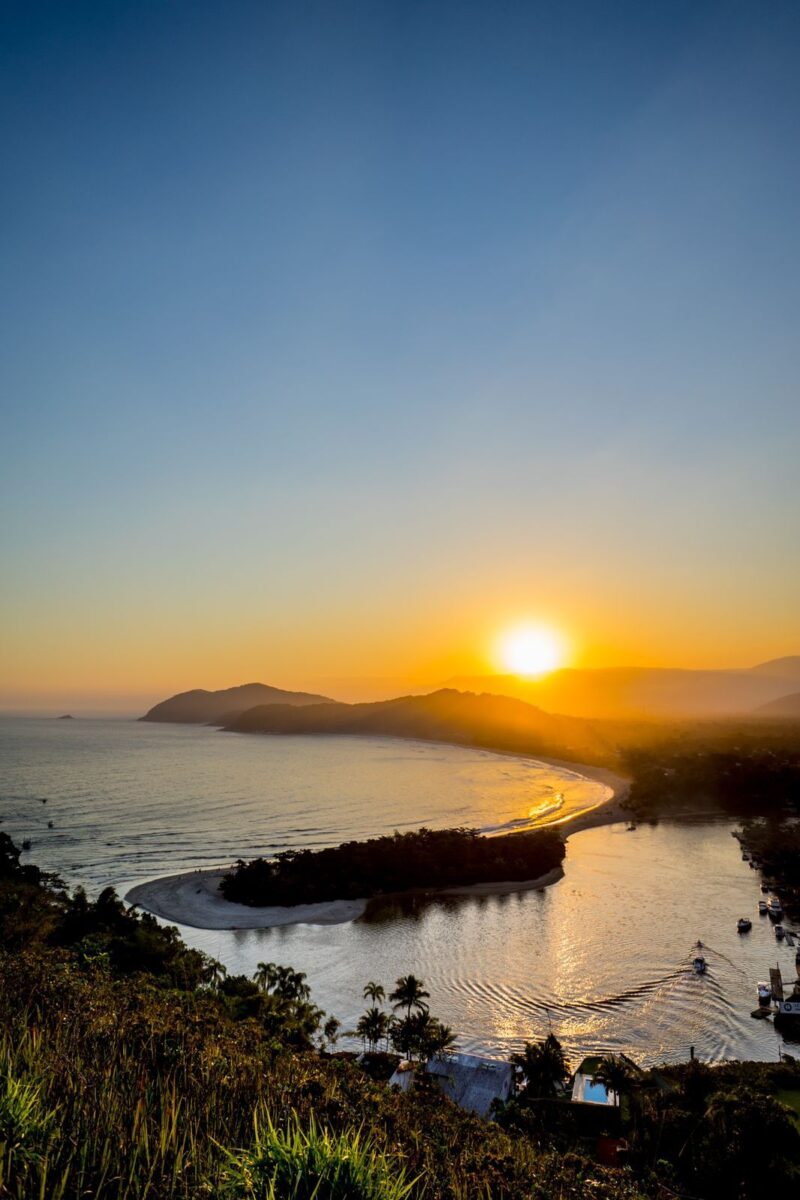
[140,657,800,732]
[442,657,800,719]
[140,683,335,725]
[754,692,800,718]
[223,688,622,766]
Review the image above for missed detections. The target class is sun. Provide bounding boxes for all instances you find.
[496,624,566,678]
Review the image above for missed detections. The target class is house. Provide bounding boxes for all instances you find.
[389,1052,514,1118]
[571,1056,620,1107]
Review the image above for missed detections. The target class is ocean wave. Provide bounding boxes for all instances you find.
[481,794,565,835]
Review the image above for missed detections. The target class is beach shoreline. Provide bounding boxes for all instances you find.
[125,750,630,930]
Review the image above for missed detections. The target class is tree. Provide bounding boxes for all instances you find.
[390,1011,454,1064]
[363,981,385,1005]
[321,1016,341,1050]
[389,975,430,1017]
[253,961,272,992]
[694,1088,800,1195]
[591,1055,637,1104]
[511,1035,570,1100]
[206,960,228,990]
[356,1007,390,1053]
[253,962,310,1001]
[420,1019,456,1066]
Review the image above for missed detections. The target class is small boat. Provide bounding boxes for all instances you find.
[693,955,707,974]
[758,900,768,914]
[767,897,784,918]
[761,884,770,893]
[757,981,772,1006]
[626,822,637,832]
[775,925,786,940]
[737,917,752,933]
[742,851,750,861]
[21,839,31,850]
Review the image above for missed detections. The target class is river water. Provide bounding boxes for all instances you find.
[1,716,797,1067]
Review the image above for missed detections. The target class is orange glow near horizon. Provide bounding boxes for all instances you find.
[494,624,569,679]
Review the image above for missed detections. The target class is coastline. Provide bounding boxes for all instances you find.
[125,752,630,931]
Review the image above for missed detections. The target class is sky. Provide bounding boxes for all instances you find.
[2,0,800,712]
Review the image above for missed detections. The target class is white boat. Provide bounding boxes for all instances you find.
[775,925,786,940]
[757,981,772,1006]
[737,917,752,933]
[767,897,784,918]
[693,955,707,974]
[758,900,768,914]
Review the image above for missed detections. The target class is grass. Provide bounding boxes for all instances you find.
[0,949,648,1200]
[773,1088,800,1126]
[218,1114,416,1199]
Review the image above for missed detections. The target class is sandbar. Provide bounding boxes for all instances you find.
[125,754,629,930]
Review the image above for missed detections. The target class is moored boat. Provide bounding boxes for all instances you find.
[737,917,752,933]
[758,900,768,914]
[767,897,784,918]
[757,981,772,1006]
[775,925,785,940]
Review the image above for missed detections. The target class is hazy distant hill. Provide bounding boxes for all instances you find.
[748,656,800,679]
[754,692,800,718]
[224,687,623,766]
[442,659,800,720]
[141,683,335,725]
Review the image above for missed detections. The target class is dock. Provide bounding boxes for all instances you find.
[769,967,784,1002]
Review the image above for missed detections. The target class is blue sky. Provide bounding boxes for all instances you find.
[2,1,799,707]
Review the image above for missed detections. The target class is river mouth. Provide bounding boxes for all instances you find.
[2,717,798,1066]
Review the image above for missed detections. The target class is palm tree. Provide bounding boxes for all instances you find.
[421,1019,456,1065]
[363,981,385,1005]
[253,962,310,1001]
[321,1016,341,1049]
[207,959,228,991]
[511,1034,570,1099]
[253,961,274,992]
[389,974,430,1017]
[356,1007,390,1053]
[591,1055,637,1105]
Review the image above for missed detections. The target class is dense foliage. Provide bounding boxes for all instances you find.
[498,1036,800,1198]
[740,818,800,921]
[220,825,565,907]
[625,736,800,819]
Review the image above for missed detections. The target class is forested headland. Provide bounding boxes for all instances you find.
[220,825,565,907]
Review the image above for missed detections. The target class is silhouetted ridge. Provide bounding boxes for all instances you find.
[141,682,336,725]
[225,687,617,764]
[443,659,800,719]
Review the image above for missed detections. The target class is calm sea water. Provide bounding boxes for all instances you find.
[1,717,797,1067]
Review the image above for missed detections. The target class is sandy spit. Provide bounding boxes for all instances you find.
[124,756,630,931]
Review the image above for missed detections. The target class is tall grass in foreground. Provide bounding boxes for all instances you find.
[218,1114,416,1198]
[0,1012,416,1199]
